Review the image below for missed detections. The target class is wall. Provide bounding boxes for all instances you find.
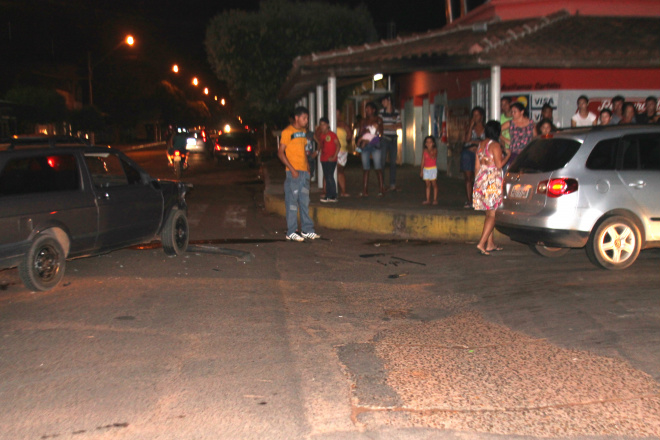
[397,70,490,104]
[395,66,660,172]
[453,0,660,26]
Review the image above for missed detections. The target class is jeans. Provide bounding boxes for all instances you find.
[321,161,337,199]
[360,145,382,170]
[380,135,397,186]
[307,156,316,179]
[284,170,314,236]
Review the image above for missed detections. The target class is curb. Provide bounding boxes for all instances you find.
[262,167,490,242]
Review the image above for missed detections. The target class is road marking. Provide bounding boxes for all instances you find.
[223,205,247,228]
[187,203,208,227]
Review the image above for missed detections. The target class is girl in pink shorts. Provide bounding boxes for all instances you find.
[420,136,438,205]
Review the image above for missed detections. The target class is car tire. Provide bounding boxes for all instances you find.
[162,209,189,256]
[529,244,570,258]
[18,234,66,291]
[586,215,641,270]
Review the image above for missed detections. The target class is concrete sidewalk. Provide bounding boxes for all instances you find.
[263,154,493,241]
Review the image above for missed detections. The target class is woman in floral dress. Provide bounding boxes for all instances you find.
[473,121,509,255]
[501,102,536,170]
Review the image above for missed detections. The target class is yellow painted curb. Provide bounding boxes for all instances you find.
[264,192,492,241]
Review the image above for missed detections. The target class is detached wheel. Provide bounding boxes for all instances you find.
[529,244,570,258]
[586,215,641,270]
[162,209,189,256]
[19,234,66,291]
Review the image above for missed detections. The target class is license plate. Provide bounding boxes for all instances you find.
[228,153,239,159]
[509,184,532,199]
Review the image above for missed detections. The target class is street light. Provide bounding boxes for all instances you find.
[192,77,199,86]
[87,35,135,144]
[172,64,179,73]
[88,35,135,107]
[203,87,209,95]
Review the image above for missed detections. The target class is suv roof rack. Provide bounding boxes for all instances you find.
[1,135,91,151]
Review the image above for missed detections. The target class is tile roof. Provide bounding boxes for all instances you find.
[280,11,660,99]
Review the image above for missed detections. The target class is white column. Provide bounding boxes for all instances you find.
[301,96,308,109]
[328,74,337,131]
[316,85,324,121]
[490,65,501,121]
[316,85,324,188]
[327,74,338,191]
[308,92,316,132]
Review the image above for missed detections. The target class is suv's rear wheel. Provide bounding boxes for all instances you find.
[162,209,189,255]
[586,215,641,270]
[19,234,66,291]
[529,244,570,258]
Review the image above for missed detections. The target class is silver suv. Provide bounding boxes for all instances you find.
[495,125,660,270]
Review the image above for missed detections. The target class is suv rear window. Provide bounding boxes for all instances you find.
[508,138,581,173]
[0,154,80,195]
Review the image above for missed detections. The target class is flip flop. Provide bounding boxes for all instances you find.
[487,247,504,252]
[477,248,490,256]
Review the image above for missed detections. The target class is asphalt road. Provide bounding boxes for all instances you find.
[0,147,658,439]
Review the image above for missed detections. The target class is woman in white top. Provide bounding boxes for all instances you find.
[571,95,598,127]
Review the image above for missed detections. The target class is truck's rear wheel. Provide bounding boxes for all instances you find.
[19,234,66,291]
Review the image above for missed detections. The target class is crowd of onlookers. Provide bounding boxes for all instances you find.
[278,92,659,243]
[569,95,659,128]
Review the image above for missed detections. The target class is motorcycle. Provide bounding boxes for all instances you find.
[168,150,188,179]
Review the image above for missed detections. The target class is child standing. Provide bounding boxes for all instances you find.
[315,117,340,203]
[420,136,438,205]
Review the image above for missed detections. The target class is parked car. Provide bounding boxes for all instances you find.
[213,131,258,166]
[495,125,660,270]
[0,136,190,291]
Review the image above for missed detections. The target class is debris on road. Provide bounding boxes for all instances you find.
[186,244,254,262]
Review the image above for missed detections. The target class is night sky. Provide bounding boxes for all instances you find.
[2,0,487,96]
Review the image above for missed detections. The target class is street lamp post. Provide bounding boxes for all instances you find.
[87,35,134,144]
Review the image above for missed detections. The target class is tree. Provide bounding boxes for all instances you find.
[205,0,377,125]
[5,87,68,125]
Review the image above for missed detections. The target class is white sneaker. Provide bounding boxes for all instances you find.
[286,232,304,242]
[301,231,321,240]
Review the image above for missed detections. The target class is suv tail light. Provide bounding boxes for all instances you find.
[246,145,252,152]
[537,178,578,198]
[214,141,221,151]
